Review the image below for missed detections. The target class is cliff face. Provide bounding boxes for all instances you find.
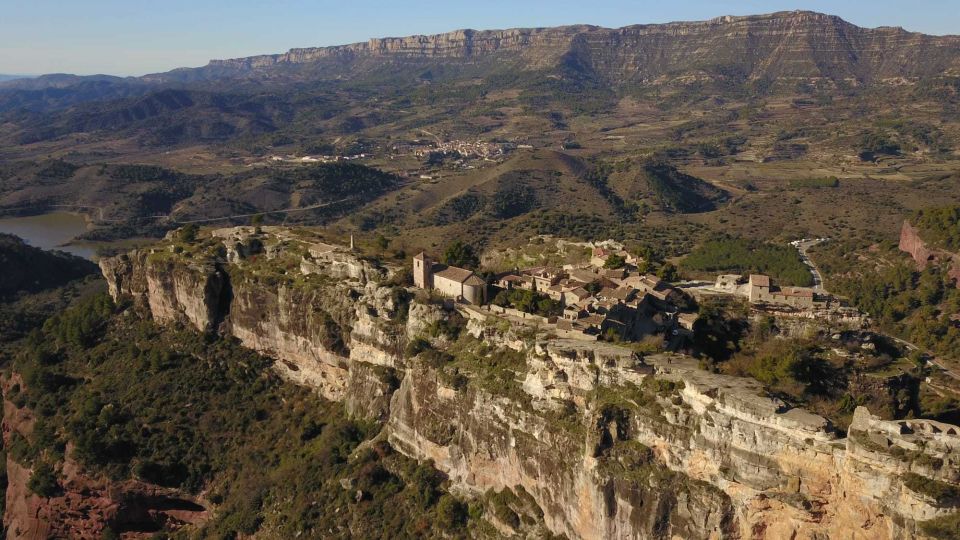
[899,220,960,284]
[202,11,960,83]
[97,229,960,539]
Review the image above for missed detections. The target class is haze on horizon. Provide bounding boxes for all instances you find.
[2,0,959,77]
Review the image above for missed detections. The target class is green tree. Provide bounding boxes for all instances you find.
[603,254,626,269]
[436,495,468,530]
[178,224,198,244]
[441,241,480,269]
[657,263,680,282]
[28,461,59,497]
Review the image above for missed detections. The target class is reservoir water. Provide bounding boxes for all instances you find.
[0,212,97,260]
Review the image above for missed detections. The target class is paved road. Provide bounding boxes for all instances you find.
[794,238,827,291]
[886,335,960,383]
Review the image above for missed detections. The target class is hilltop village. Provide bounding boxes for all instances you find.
[414,246,689,341]
[89,224,960,539]
[412,241,862,342]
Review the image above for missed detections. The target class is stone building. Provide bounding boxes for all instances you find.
[748,274,817,308]
[413,252,486,305]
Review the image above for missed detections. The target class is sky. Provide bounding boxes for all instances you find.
[1,0,958,76]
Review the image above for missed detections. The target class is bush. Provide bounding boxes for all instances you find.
[178,224,198,244]
[920,512,960,540]
[858,131,900,160]
[441,241,480,270]
[28,461,60,497]
[603,254,626,269]
[493,288,562,317]
[405,337,431,358]
[903,473,960,504]
[436,494,468,529]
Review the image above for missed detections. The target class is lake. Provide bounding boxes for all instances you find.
[0,212,97,260]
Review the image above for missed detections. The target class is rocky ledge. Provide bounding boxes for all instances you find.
[96,227,960,539]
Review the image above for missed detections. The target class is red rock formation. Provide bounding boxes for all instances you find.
[899,220,960,285]
[899,220,933,269]
[2,377,209,539]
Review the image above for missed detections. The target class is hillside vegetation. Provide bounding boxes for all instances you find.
[0,234,97,299]
[912,207,960,252]
[8,295,479,538]
[681,237,813,286]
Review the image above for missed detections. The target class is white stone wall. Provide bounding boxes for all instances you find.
[434,275,463,299]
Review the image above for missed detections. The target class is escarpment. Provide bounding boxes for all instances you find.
[99,226,960,539]
[900,220,960,285]
[202,11,960,83]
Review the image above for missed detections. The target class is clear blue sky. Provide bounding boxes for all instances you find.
[2,0,957,76]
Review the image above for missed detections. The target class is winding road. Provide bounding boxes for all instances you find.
[793,238,827,291]
[886,335,960,384]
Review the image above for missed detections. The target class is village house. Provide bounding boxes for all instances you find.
[522,267,563,291]
[590,246,637,268]
[747,274,819,308]
[413,253,487,305]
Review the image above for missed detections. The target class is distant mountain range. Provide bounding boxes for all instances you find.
[5,11,956,90]
[0,74,31,83]
[1,10,958,147]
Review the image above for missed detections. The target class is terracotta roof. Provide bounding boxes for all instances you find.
[568,287,591,300]
[749,274,770,287]
[434,266,475,283]
[463,275,486,287]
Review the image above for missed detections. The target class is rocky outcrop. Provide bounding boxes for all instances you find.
[98,229,960,539]
[2,376,208,539]
[899,220,960,284]
[99,250,228,333]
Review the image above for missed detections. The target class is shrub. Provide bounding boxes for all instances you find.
[603,254,626,269]
[436,494,468,529]
[920,512,960,540]
[28,461,60,497]
[405,337,431,358]
[903,473,960,505]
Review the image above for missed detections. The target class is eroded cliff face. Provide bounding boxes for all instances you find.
[2,376,208,539]
[98,230,960,539]
[900,220,960,285]
[204,11,960,83]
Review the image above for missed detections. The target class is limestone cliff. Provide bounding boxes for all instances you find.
[98,228,960,539]
[200,11,960,84]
